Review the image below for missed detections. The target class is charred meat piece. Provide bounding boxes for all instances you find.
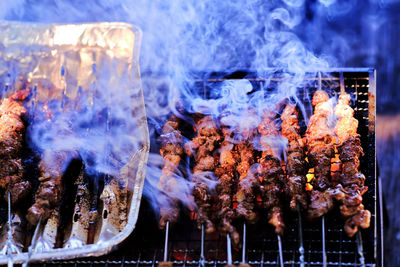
[157,115,184,229]
[0,89,31,206]
[26,150,76,225]
[280,104,308,210]
[257,111,285,235]
[234,111,259,224]
[214,125,239,245]
[334,93,371,237]
[235,139,259,224]
[305,91,334,191]
[185,115,221,234]
[306,186,345,219]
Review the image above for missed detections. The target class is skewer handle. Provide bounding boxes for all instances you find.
[277,234,284,267]
[339,72,345,94]
[296,204,305,267]
[224,233,235,267]
[241,223,247,264]
[356,231,366,267]
[322,216,327,267]
[158,221,173,267]
[199,224,205,267]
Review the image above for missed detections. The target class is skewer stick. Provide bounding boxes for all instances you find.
[22,216,42,267]
[277,235,284,267]
[296,204,305,267]
[238,223,251,267]
[356,231,366,267]
[241,223,246,265]
[225,233,234,267]
[199,224,205,267]
[318,72,322,91]
[318,71,328,267]
[339,72,345,94]
[6,192,21,267]
[321,216,327,267]
[158,221,172,267]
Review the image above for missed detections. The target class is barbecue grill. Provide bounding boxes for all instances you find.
[31,68,382,267]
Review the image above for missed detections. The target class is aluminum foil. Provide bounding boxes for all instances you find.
[0,21,149,264]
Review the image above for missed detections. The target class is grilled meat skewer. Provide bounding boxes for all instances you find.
[214,124,239,245]
[334,93,371,237]
[235,119,259,224]
[306,91,344,220]
[26,150,77,226]
[158,115,184,229]
[0,89,31,206]
[185,115,221,234]
[280,104,308,210]
[257,110,285,235]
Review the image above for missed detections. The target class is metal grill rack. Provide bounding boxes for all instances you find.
[34,68,382,267]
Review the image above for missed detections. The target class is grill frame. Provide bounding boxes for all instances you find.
[38,68,382,267]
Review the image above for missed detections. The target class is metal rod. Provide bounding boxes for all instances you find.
[22,216,42,267]
[277,235,284,267]
[199,224,205,267]
[227,233,233,266]
[321,216,327,267]
[296,204,305,267]
[6,192,18,267]
[339,72,345,94]
[356,231,366,267]
[241,223,247,264]
[163,221,170,262]
[318,72,322,91]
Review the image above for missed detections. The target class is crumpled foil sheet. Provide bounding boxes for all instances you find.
[0,21,149,264]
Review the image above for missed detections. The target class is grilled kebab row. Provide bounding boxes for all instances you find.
[158,90,371,241]
[0,90,129,251]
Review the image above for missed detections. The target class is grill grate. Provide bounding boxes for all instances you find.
[34,69,382,267]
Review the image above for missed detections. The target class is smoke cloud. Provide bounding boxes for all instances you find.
[1,0,399,233]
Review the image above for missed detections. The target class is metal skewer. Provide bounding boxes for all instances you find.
[22,216,42,267]
[277,234,284,267]
[225,233,234,267]
[321,216,327,267]
[238,223,251,267]
[356,231,366,267]
[296,204,305,267]
[6,192,21,267]
[198,224,205,267]
[158,221,173,267]
[339,72,345,94]
[318,71,328,267]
